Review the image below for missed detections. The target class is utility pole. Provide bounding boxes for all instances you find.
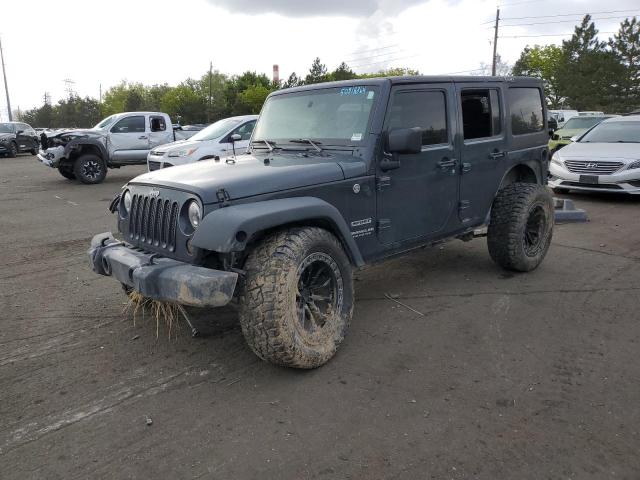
[208,61,213,123]
[491,7,500,76]
[0,36,12,121]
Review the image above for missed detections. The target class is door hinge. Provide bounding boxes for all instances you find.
[458,200,471,210]
[376,175,391,191]
[461,162,472,173]
[377,218,392,231]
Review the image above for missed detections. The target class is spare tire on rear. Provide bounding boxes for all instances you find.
[74,154,107,184]
[487,182,554,272]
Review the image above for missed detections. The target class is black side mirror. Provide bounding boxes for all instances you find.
[387,127,422,154]
[16,130,24,135]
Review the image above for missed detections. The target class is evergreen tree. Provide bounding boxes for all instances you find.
[305,57,328,84]
[330,62,357,81]
[609,17,640,110]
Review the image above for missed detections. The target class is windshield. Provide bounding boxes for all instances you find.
[0,123,14,133]
[94,115,118,129]
[563,117,608,130]
[253,86,378,146]
[190,118,242,141]
[580,121,640,143]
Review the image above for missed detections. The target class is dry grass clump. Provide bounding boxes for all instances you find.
[123,291,192,339]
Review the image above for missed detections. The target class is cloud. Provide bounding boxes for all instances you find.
[206,0,429,17]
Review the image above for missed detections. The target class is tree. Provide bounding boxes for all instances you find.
[330,62,357,81]
[609,17,640,110]
[282,72,303,89]
[512,46,564,107]
[557,15,624,111]
[160,82,207,124]
[239,84,271,113]
[305,57,328,84]
[475,54,512,77]
[357,67,420,78]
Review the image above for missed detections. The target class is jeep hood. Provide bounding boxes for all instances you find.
[130,152,367,203]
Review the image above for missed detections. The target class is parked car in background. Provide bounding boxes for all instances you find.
[549,115,640,194]
[549,109,578,128]
[0,121,39,157]
[548,115,612,153]
[38,112,196,184]
[578,111,605,117]
[147,115,257,170]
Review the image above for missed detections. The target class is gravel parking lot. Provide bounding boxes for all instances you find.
[1,155,639,479]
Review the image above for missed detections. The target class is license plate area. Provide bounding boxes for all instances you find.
[579,175,599,184]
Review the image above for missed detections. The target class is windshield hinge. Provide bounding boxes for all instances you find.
[216,188,231,206]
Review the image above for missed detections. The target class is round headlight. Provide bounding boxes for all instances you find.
[188,200,201,228]
[122,190,132,214]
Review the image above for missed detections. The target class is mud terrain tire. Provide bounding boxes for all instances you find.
[488,182,554,272]
[239,227,354,369]
[74,154,107,184]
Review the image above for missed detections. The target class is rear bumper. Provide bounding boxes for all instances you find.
[88,232,238,308]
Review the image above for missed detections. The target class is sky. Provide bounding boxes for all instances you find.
[0,0,638,120]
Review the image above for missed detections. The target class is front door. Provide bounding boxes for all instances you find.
[456,86,507,225]
[108,115,149,162]
[376,84,459,245]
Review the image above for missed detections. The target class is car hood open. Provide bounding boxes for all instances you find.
[130,152,367,203]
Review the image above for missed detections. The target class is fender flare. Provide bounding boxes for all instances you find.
[191,196,364,266]
[63,138,109,164]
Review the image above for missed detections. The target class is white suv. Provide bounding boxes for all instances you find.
[549,115,640,195]
[147,115,257,170]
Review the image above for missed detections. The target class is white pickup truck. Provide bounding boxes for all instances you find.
[38,111,198,184]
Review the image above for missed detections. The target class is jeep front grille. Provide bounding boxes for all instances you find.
[128,194,179,251]
[564,160,623,175]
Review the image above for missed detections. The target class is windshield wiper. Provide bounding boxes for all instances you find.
[288,138,323,152]
[252,139,276,152]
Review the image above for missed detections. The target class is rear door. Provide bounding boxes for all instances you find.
[376,83,459,245]
[148,115,171,148]
[457,85,506,225]
[108,115,149,162]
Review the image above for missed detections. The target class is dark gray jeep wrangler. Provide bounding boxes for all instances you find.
[89,76,554,368]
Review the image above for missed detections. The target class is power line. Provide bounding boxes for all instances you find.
[344,44,400,59]
[351,54,419,70]
[500,31,616,38]
[346,49,405,64]
[497,14,640,28]
[480,8,640,24]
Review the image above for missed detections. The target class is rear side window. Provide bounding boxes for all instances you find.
[461,89,502,140]
[388,90,448,146]
[150,116,166,132]
[112,116,145,133]
[508,88,544,135]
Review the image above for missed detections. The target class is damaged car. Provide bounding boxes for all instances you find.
[89,76,554,369]
[38,112,194,184]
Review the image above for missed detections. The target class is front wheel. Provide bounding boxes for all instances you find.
[7,142,17,158]
[74,154,107,184]
[58,165,76,180]
[239,227,354,369]
[487,182,554,272]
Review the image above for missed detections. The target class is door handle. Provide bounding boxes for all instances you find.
[138,135,148,140]
[437,157,457,170]
[489,150,506,160]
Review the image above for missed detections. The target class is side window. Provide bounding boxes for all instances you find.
[388,90,448,146]
[111,116,145,133]
[232,120,256,141]
[461,89,501,140]
[150,116,166,132]
[508,88,544,135]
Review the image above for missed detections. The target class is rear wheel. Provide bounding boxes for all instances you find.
[239,227,354,369]
[488,182,554,272]
[74,154,107,184]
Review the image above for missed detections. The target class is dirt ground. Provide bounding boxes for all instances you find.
[1,155,639,479]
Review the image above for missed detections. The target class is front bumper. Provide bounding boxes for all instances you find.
[549,162,640,194]
[37,146,65,168]
[88,232,238,307]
